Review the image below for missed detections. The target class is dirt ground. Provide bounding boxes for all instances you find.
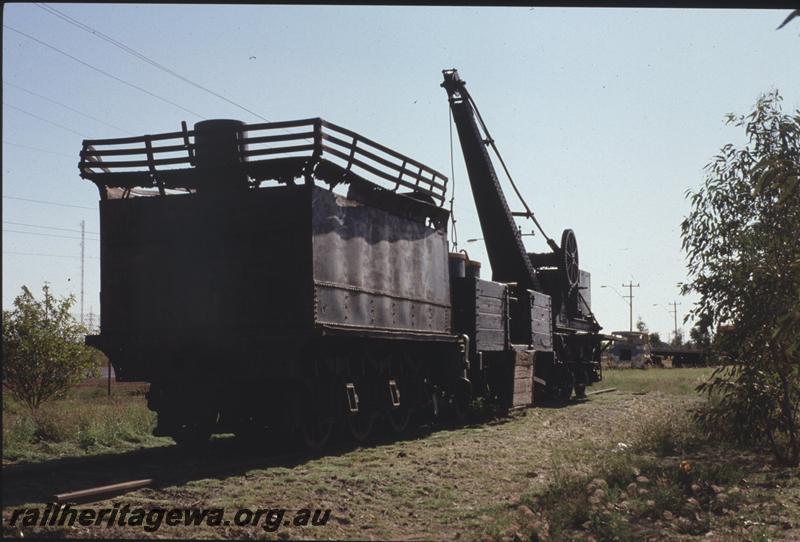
[2,369,798,541]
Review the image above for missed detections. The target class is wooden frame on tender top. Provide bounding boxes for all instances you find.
[79,118,449,205]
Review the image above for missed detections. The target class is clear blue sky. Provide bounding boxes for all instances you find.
[3,5,798,339]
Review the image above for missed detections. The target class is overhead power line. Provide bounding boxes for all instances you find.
[3,228,99,241]
[4,250,98,260]
[4,25,203,119]
[3,195,94,210]
[4,102,87,137]
[4,81,128,133]
[3,140,76,159]
[36,3,273,123]
[3,221,99,234]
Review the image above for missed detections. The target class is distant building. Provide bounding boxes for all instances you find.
[606,331,651,368]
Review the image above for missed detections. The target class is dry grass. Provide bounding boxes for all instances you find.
[4,368,797,541]
[600,367,716,395]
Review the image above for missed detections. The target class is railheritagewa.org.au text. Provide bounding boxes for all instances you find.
[7,504,331,532]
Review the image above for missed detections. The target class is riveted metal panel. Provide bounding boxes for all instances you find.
[310,188,451,333]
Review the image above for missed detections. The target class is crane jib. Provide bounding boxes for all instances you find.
[442,70,541,292]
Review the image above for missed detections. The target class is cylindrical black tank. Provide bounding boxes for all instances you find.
[448,252,466,280]
[193,119,248,190]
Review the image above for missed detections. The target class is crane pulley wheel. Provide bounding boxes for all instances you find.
[560,229,580,290]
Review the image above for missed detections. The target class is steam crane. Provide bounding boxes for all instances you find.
[442,68,603,399]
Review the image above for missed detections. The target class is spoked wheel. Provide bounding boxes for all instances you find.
[545,382,573,403]
[347,412,375,443]
[547,365,574,403]
[450,391,470,423]
[560,229,580,291]
[170,407,217,450]
[385,371,412,434]
[301,415,336,451]
[293,382,337,452]
[387,405,411,434]
[573,365,588,399]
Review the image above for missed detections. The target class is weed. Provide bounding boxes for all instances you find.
[468,396,505,419]
[587,509,632,541]
[2,415,37,460]
[3,383,160,463]
[631,407,706,456]
[646,478,684,519]
[33,409,73,443]
[691,460,745,487]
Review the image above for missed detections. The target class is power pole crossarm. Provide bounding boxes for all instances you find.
[622,281,640,332]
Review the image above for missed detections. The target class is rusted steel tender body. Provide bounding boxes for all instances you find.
[81,72,605,449]
[82,119,469,447]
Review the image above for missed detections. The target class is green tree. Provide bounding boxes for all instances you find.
[688,314,713,351]
[682,90,800,465]
[648,332,666,347]
[635,317,649,334]
[2,284,98,411]
[669,329,684,348]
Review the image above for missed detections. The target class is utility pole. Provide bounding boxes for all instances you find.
[669,301,682,343]
[80,220,85,325]
[622,281,640,332]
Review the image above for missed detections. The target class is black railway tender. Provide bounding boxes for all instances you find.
[80,69,606,449]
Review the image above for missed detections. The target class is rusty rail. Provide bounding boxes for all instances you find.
[586,387,617,396]
[53,479,152,504]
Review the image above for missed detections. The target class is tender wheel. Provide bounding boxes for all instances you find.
[573,366,588,399]
[446,381,471,423]
[347,412,375,443]
[448,395,469,424]
[234,420,267,445]
[555,384,573,402]
[301,416,335,451]
[172,425,212,449]
[547,365,574,403]
[166,404,217,449]
[292,381,336,451]
[385,373,412,434]
[387,406,411,434]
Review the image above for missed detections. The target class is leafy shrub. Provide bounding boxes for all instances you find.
[682,91,800,466]
[2,284,99,411]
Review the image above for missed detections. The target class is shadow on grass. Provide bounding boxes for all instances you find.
[2,409,524,508]
[2,392,594,508]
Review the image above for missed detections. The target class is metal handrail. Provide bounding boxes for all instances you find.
[79,118,448,205]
